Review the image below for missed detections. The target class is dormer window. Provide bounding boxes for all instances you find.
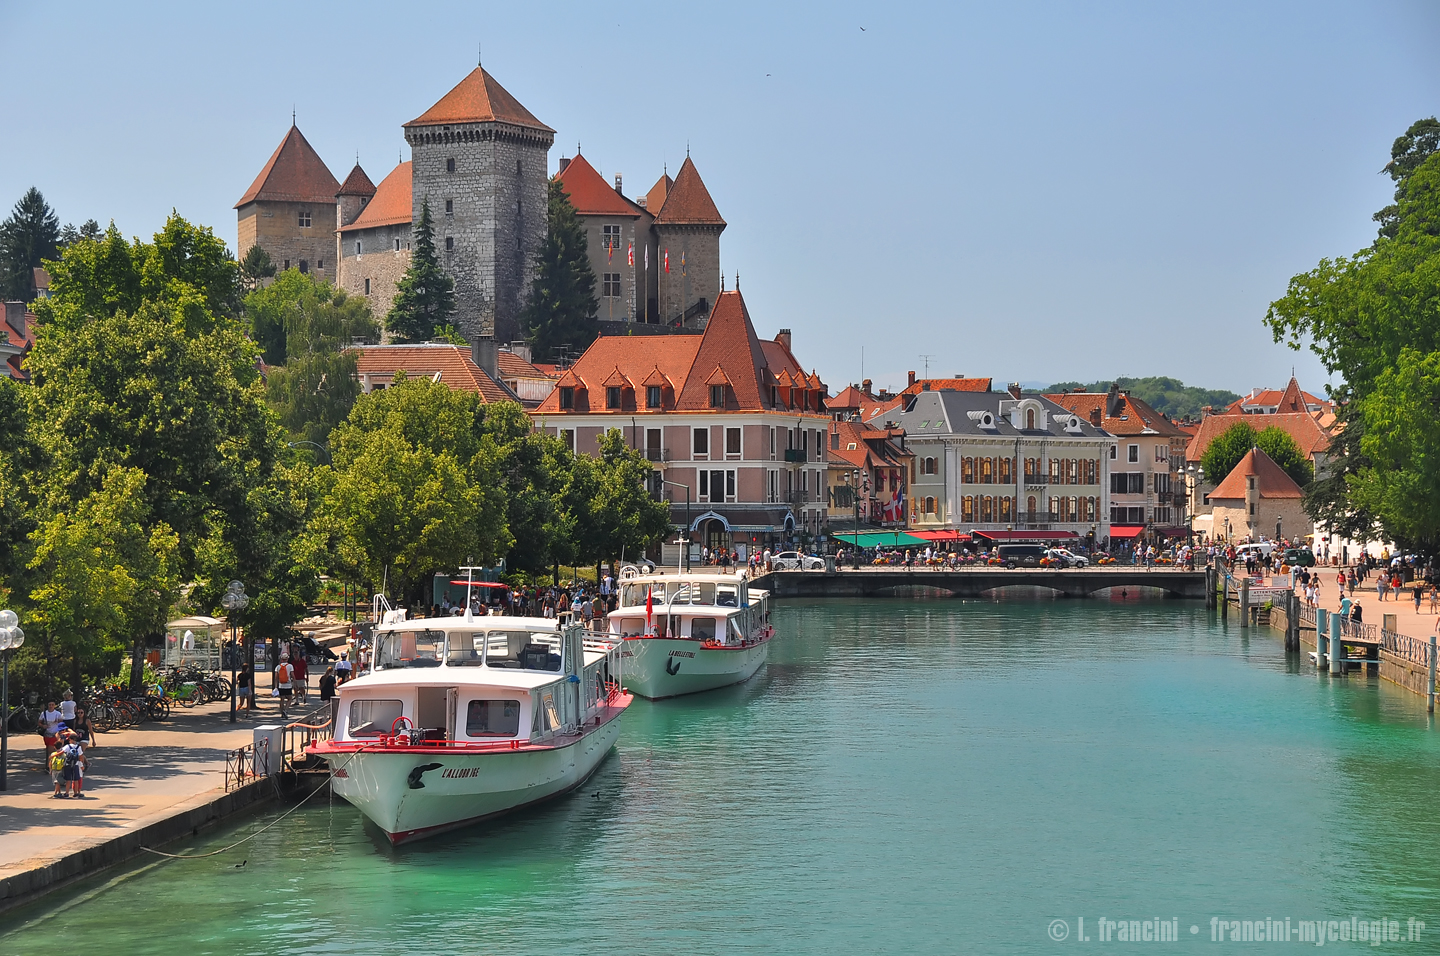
[1026,409,1035,430]
[770,385,779,406]
[647,385,662,409]
[710,384,725,408]
[559,387,574,410]
[606,386,621,409]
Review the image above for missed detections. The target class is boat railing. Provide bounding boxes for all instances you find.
[281,702,334,773]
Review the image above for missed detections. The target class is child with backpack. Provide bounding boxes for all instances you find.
[61,731,87,797]
[49,742,67,798]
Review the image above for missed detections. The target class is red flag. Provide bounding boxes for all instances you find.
[663,249,670,273]
[680,250,686,276]
[607,240,613,263]
[627,241,634,267]
[645,587,653,631]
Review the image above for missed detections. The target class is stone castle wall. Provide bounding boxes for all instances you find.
[656,224,721,327]
[237,200,337,282]
[338,221,412,324]
[406,123,552,344]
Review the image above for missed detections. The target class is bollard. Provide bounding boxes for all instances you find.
[1240,580,1249,629]
[1317,609,1328,669]
[1429,635,1437,715]
[1330,612,1343,676]
[1221,572,1229,619]
[1287,591,1300,652]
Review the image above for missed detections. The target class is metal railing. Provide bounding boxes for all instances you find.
[1296,604,1316,628]
[1382,629,1433,668]
[224,740,263,792]
[280,703,334,773]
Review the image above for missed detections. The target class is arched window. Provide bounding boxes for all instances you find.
[1049,496,1059,517]
[1026,408,1036,430]
[923,457,936,475]
[980,457,993,483]
[961,496,975,522]
[925,496,936,515]
[962,458,974,483]
[999,457,1013,483]
[981,496,993,522]
[1027,495,1037,515]
[1000,496,1013,520]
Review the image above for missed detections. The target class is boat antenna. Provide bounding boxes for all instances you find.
[460,562,483,620]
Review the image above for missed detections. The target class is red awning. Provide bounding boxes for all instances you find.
[911,530,971,542]
[1109,526,1145,540]
[970,529,1079,541]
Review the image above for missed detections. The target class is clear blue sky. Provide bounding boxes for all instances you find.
[3,0,1436,397]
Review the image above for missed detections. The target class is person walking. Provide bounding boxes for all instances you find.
[319,666,338,728]
[40,700,64,751]
[275,657,294,720]
[237,662,254,713]
[292,653,309,705]
[71,704,96,749]
[1414,581,1425,613]
[48,741,67,798]
[61,731,87,797]
[58,690,77,725]
[1378,575,1389,602]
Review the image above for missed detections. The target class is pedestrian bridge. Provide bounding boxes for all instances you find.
[750,567,1207,600]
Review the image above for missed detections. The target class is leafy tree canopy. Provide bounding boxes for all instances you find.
[239,244,277,293]
[0,187,60,301]
[1041,376,1239,420]
[386,201,454,343]
[1199,421,1315,490]
[520,179,598,363]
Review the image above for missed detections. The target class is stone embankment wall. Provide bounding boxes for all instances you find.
[1263,597,1432,699]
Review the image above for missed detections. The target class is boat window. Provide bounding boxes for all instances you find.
[465,699,521,737]
[348,699,403,737]
[486,630,561,672]
[693,583,716,605]
[446,633,486,666]
[622,583,659,607]
[616,617,646,637]
[376,630,445,669]
[691,618,717,642]
[668,583,691,605]
[716,585,738,608]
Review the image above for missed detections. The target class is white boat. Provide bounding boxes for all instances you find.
[310,612,630,845]
[607,568,773,700]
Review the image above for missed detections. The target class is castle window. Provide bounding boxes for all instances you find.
[602,273,621,297]
[298,260,309,274]
[602,224,622,251]
[364,279,371,295]
[606,387,621,409]
[446,237,454,252]
[318,259,323,270]
[298,209,311,227]
[646,385,661,409]
[445,199,454,214]
[394,238,401,251]
[283,260,290,270]
[355,241,361,255]
[446,158,455,173]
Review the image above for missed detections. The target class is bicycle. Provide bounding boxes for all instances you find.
[5,700,37,734]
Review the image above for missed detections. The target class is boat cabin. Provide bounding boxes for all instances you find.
[609,571,770,645]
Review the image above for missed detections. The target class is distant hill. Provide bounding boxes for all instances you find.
[1032,377,1240,421]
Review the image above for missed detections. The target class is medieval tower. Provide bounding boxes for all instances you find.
[402,67,554,344]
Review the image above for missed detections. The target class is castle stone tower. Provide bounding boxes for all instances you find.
[403,67,554,343]
[653,156,725,328]
[235,124,341,281]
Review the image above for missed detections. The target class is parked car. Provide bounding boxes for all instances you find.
[1045,548,1089,568]
[774,551,825,570]
[1235,542,1277,560]
[997,543,1046,569]
[1281,548,1315,567]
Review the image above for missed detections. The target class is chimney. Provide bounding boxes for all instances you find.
[908,370,917,387]
[556,156,571,175]
[614,172,623,194]
[4,301,25,339]
[861,378,873,396]
[1007,382,1022,400]
[1106,382,1121,417]
[637,195,647,208]
[921,381,931,391]
[472,334,498,382]
[508,340,532,365]
[1090,407,1102,426]
[776,329,792,351]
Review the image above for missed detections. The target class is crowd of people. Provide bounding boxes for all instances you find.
[37,690,91,798]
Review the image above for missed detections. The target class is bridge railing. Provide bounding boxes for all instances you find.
[1382,628,1433,668]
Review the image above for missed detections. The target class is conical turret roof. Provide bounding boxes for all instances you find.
[338,163,377,198]
[405,67,553,132]
[235,125,340,207]
[654,157,725,227]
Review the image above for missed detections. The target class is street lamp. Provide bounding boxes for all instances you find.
[287,440,331,464]
[0,609,24,792]
[660,479,692,572]
[221,581,249,723]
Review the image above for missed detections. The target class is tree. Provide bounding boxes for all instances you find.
[1042,376,1240,420]
[322,375,511,605]
[1200,421,1257,485]
[1266,122,1440,554]
[386,201,454,343]
[0,187,61,301]
[1374,117,1440,240]
[1255,426,1313,488]
[58,219,102,249]
[520,179,598,362]
[565,430,671,567]
[479,401,574,574]
[239,244,277,292]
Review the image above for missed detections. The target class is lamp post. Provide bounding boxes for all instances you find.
[0,609,23,792]
[221,581,249,723]
[287,440,331,464]
[660,479,691,572]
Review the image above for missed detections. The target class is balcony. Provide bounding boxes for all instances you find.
[1023,474,1047,486]
[1016,511,1060,526]
[784,490,811,506]
[783,449,807,463]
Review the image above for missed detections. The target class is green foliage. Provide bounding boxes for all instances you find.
[1200,421,1257,485]
[239,244,276,292]
[1255,426,1313,487]
[1266,123,1440,553]
[520,179,598,363]
[480,402,573,575]
[386,201,454,343]
[0,187,60,301]
[1043,376,1240,420]
[1374,117,1440,240]
[563,430,672,567]
[432,323,468,346]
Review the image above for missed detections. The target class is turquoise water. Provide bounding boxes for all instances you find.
[5,595,1440,954]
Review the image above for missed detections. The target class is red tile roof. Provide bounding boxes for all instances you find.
[644,174,672,214]
[235,125,341,208]
[828,420,907,470]
[1223,378,1332,414]
[354,345,514,403]
[339,162,412,233]
[653,157,725,226]
[1185,410,1333,463]
[1046,391,1189,437]
[901,377,992,395]
[532,335,702,415]
[338,163,377,198]
[554,153,642,218]
[1209,447,1305,500]
[675,291,779,410]
[497,349,553,381]
[405,67,553,132]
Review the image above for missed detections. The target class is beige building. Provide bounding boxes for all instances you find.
[235,124,341,281]
[337,161,413,317]
[1206,447,1308,544]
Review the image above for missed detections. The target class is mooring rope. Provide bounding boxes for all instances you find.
[138,743,370,860]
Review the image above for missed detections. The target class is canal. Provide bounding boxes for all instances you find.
[4,593,1439,953]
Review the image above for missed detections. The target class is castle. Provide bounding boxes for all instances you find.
[235,66,725,344]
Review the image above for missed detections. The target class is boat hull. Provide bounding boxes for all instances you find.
[323,703,627,844]
[621,637,768,699]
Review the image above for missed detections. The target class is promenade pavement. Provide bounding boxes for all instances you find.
[0,677,317,881]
